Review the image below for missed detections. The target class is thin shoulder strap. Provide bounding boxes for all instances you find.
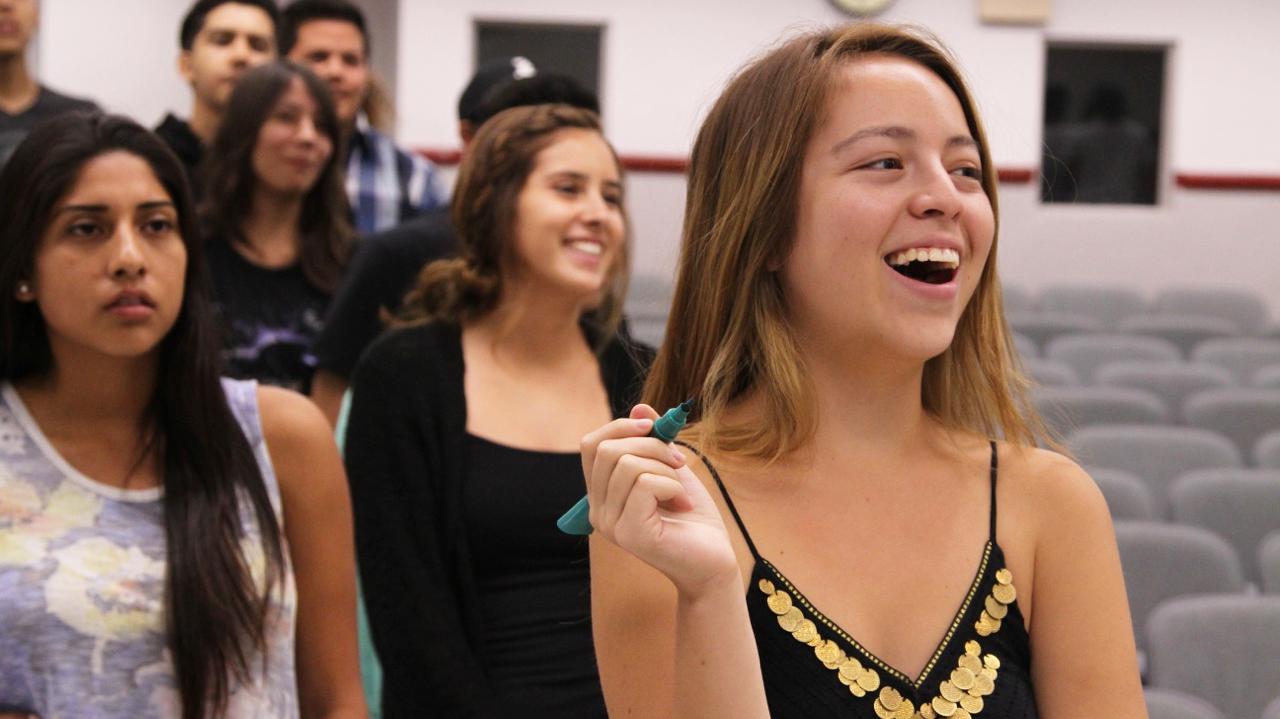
[988,440,999,542]
[676,441,762,561]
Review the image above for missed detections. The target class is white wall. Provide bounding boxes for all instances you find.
[31,0,1280,315]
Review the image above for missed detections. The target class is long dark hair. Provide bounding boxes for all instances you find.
[399,103,628,341]
[0,113,285,719]
[201,60,352,292]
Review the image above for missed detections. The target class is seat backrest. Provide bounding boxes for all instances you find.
[1257,430,1280,469]
[1115,522,1245,652]
[1089,467,1158,520]
[1264,695,1280,719]
[1119,314,1241,356]
[1147,595,1280,719]
[1260,531,1280,596]
[1046,332,1181,381]
[1095,361,1235,415]
[1040,284,1146,328]
[1154,287,1271,335]
[1144,688,1226,719]
[1021,357,1080,387]
[1002,284,1035,314]
[1007,312,1104,353]
[1068,425,1243,516]
[1183,388,1280,456]
[1192,338,1280,384]
[1036,387,1169,439]
[1256,365,1280,389]
[1170,471,1280,586]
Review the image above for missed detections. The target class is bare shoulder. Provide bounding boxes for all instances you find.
[996,442,1109,527]
[257,385,333,447]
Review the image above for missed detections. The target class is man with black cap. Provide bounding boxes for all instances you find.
[310,58,601,423]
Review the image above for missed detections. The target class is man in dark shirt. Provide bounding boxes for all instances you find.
[0,0,98,168]
[154,0,278,198]
[309,63,601,424]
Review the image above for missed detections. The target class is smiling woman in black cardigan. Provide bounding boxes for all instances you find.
[341,104,650,718]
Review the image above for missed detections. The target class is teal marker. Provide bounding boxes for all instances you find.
[557,399,694,536]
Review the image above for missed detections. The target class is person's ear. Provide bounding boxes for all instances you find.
[177,50,194,86]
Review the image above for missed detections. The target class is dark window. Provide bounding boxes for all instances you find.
[1041,44,1166,205]
[475,21,603,98]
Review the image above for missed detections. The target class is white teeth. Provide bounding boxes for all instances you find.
[569,240,602,256]
[886,247,959,269]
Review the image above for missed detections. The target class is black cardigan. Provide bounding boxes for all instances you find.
[344,321,651,717]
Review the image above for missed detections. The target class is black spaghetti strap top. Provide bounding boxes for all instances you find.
[683,441,1039,719]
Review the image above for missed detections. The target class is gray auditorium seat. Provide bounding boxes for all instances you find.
[1035,386,1168,438]
[1255,365,1280,388]
[1046,333,1181,381]
[1264,695,1280,719]
[1115,522,1245,654]
[1012,332,1037,360]
[1039,284,1146,328]
[1144,688,1227,719]
[1007,311,1103,352]
[1118,314,1240,356]
[1002,284,1034,314]
[1089,467,1157,520]
[1153,287,1271,335]
[1192,337,1280,384]
[1260,531,1280,595]
[1095,361,1235,415]
[1257,430,1280,469]
[1170,470,1280,586]
[1068,425,1243,516]
[1183,388,1280,456]
[1147,595,1280,719]
[1021,358,1080,386]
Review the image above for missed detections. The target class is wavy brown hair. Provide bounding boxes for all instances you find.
[643,24,1048,460]
[399,103,628,341]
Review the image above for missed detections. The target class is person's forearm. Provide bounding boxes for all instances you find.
[674,576,769,719]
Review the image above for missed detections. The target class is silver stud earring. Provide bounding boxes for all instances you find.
[16,281,32,298]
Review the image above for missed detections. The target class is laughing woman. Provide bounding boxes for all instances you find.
[201,61,353,393]
[0,114,364,718]
[581,25,1146,719]
[342,104,650,718]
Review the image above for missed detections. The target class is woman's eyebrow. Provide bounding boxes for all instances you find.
[830,125,978,154]
[55,200,175,215]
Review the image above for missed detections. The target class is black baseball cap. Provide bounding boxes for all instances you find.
[457,56,538,122]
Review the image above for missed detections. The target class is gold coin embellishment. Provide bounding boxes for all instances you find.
[974,618,994,637]
[814,639,841,665]
[839,658,864,682]
[939,680,963,702]
[895,700,916,719]
[879,687,903,711]
[964,640,981,656]
[778,607,803,632]
[920,704,937,719]
[857,668,881,692]
[958,654,983,673]
[874,701,895,719]
[983,653,1001,670]
[767,591,793,615]
[952,708,972,719]
[931,696,958,717]
[849,682,868,698]
[995,568,1012,585]
[758,579,776,594]
[971,672,995,696]
[950,667,976,691]
[792,619,819,644]
[960,694,984,714]
[985,595,1008,619]
[992,582,1017,605]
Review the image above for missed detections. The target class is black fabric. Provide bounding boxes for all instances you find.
[462,434,607,718]
[689,442,1040,719]
[0,85,99,169]
[312,208,458,378]
[205,238,330,393]
[344,321,652,718]
[153,113,204,201]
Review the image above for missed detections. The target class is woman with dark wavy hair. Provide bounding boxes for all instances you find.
[201,60,353,393]
[343,103,649,717]
[0,113,365,718]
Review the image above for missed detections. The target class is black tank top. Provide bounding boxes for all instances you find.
[685,441,1040,719]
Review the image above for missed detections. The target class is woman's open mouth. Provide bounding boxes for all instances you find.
[884,247,960,285]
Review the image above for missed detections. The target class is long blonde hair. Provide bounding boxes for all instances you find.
[643,24,1047,460]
